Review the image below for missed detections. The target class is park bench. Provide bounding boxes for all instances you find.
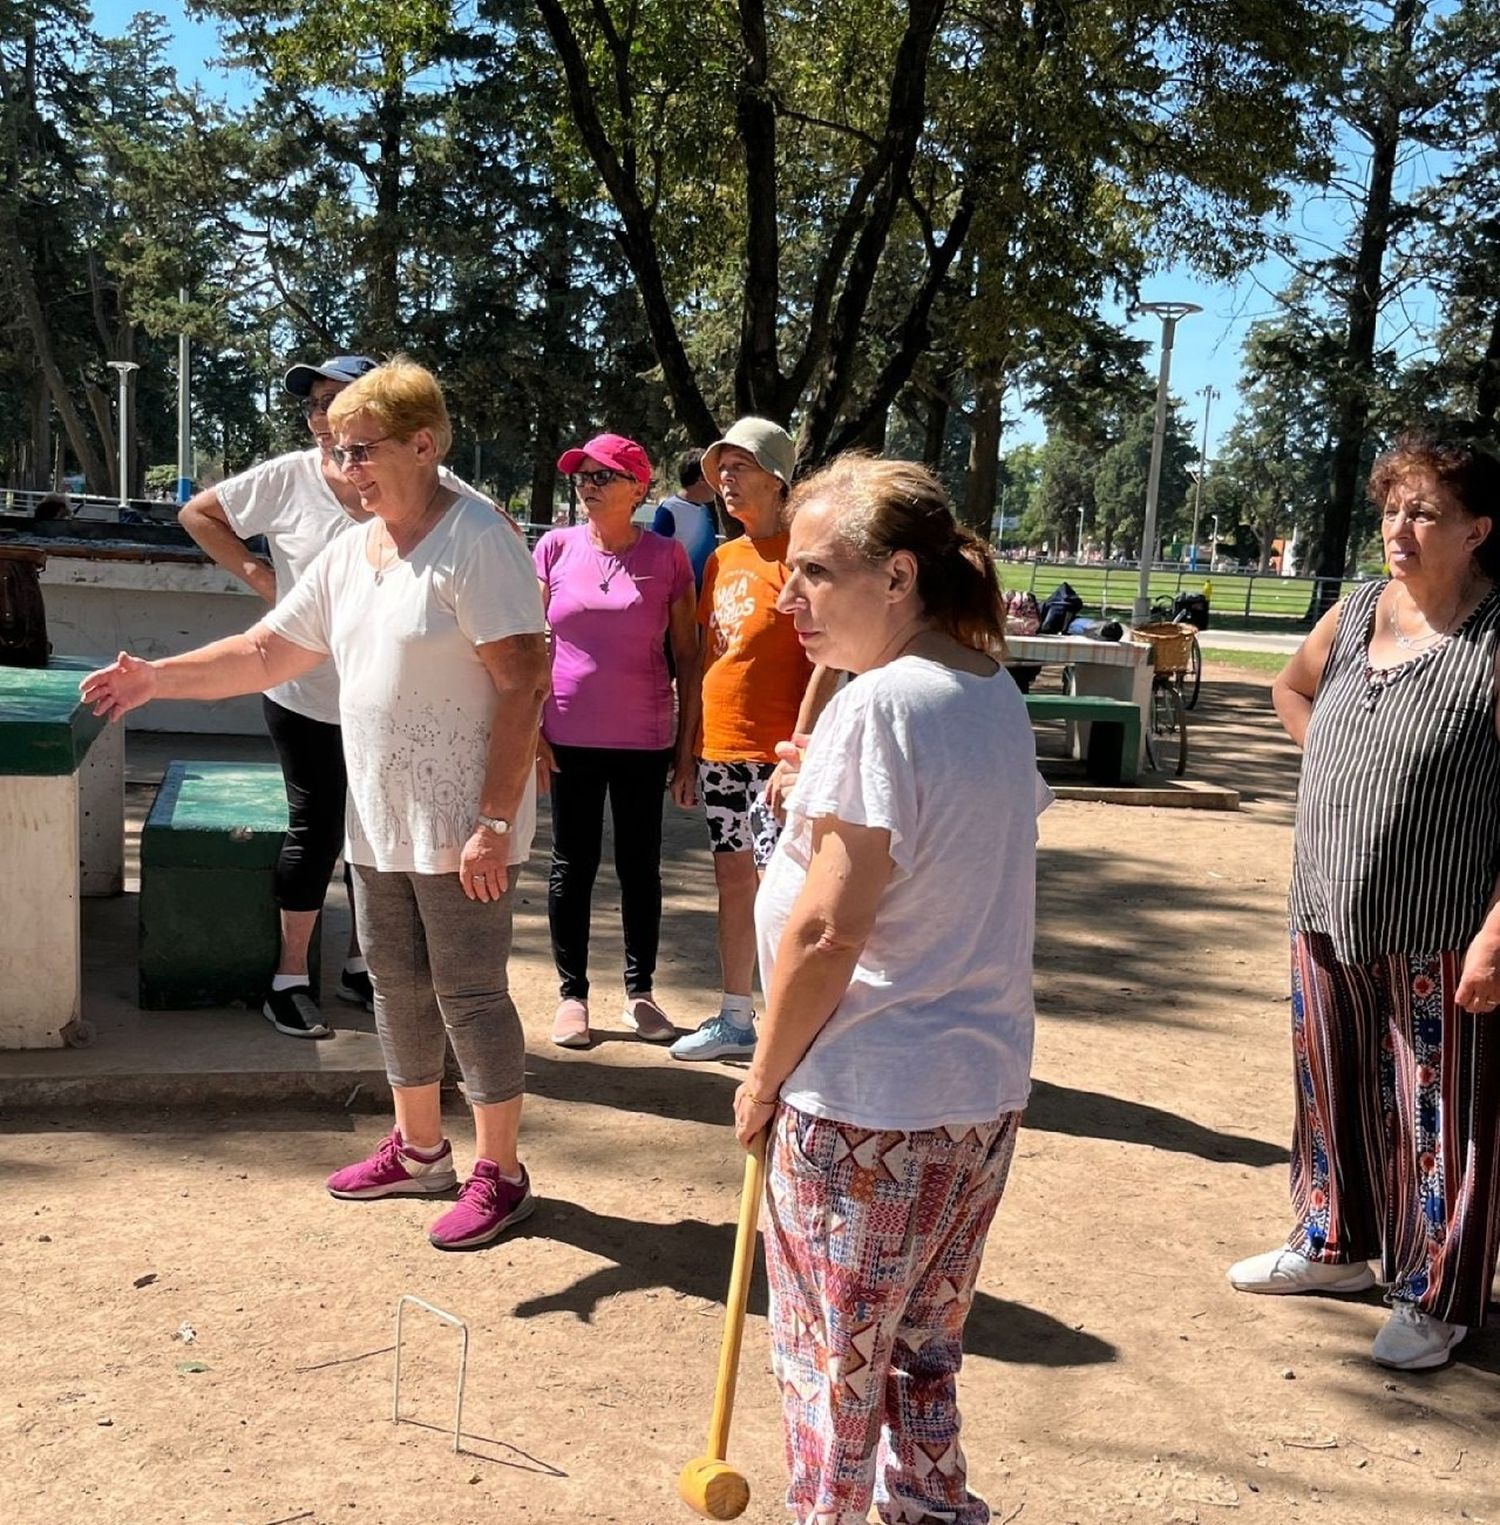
[139,759,312,1010]
[1023,692,1141,785]
[0,656,124,1048]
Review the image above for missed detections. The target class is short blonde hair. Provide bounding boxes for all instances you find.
[327,355,452,461]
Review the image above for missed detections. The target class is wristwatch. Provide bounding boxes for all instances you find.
[475,813,511,836]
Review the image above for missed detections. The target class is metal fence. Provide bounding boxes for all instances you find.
[1008,558,1355,622]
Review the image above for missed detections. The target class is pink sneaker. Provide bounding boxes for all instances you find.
[551,998,591,1049]
[428,1160,535,1250]
[326,1128,457,1200]
[622,994,676,1043]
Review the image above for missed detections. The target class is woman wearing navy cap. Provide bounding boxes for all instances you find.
[179,354,485,1038]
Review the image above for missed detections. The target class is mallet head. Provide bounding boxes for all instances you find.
[677,1456,750,1520]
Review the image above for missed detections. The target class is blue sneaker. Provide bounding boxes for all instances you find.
[670,1013,757,1062]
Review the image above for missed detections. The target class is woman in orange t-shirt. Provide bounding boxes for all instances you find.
[670,418,834,1062]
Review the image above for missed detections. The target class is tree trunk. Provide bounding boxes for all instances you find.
[0,217,110,493]
[1308,0,1419,617]
[960,364,1002,535]
[529,414,560,527]
[364,73,405,349]
[30,374,50,492]
[1473,299,1500,430]
[922,366,953,471]
[733,0,783,418]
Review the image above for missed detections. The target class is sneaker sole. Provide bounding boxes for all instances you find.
[429,1192,537,1250]
[262,1002,331,1039]
[1373,1332,1466,1371]
[1227,1264,1376,1295]
[551,1030,591,1049]
[327,1172,458,1201]
[670,1041,757,1062]
[621,1010,677,1043]
[334,987,374,1011]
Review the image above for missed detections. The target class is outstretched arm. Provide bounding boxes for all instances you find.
[80,627,325,723]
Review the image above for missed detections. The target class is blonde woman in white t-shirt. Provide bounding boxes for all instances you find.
[83,360,551,1253]
[180,355,494,1039]
[733,455,1049,1525]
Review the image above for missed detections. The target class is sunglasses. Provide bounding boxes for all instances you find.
[331,437,391,469]
[299,394,340,419]
[570,468,630,489]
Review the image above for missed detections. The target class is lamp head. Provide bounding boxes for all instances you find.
[1131,300,1203,323]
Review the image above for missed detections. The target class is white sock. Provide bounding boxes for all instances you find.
[271,973,310,992]
[344,956,369,975]
[720,994,755,1025]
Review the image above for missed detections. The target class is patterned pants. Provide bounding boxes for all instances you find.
[764,1105,1021,1525]
[1288,929,1500,1327]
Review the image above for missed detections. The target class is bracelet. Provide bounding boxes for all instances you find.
[746,1089,778,1107]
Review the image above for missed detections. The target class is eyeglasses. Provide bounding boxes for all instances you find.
[331,437,391,469]
[570,468,628,489]
[299,394,340,419]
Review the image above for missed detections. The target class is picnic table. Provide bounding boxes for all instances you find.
[0,655,124,1048]
[1006,633,1152,774]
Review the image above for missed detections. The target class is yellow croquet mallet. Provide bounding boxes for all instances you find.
[677,1131,768,1520]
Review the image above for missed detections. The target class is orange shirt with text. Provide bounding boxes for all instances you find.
[698,532,813,762]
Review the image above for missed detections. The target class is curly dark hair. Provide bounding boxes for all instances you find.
[1368,432,1500,579]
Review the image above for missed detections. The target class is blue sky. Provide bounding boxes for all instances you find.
[95,2,1445,461]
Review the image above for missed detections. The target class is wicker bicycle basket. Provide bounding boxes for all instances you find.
[1131,621,1197,676]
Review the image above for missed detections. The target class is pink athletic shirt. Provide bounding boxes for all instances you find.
[534,525,693,749]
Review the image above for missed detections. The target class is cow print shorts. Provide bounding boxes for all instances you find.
[697,759,782,868]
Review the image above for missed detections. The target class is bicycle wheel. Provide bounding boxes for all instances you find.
[1183,637,1202,710]
[1150,679,1189,777]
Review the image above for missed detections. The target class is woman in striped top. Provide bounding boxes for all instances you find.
[1228,434,1500,1371]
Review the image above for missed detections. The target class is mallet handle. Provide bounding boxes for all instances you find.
[706,1131,767,1462]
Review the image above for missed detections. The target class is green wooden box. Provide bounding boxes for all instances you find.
[138,760,315,1010]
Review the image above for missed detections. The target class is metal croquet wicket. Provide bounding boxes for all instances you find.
[392,1295,470,1454]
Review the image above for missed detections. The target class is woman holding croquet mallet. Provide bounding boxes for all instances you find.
[1228,432,1500,1370]
[731,455,1048,1525]
[83,359,550,1252]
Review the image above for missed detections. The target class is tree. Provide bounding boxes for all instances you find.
[1092,403,1194,562]
[524,0,1339,480]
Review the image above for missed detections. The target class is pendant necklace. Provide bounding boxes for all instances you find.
[1387,581,1470,651]
[373,483,444,584]
[593,529,640,594]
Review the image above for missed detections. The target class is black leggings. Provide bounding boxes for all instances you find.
[547,744,672,1000]
[262,695,347,913]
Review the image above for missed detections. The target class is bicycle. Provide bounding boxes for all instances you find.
[1148,597,1203,709]
[1132,620,1195,777]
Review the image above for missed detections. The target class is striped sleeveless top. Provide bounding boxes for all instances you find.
[1288,577,1500,963]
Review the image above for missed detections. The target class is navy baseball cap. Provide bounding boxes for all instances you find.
[283,354,380,397]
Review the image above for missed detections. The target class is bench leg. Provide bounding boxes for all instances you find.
[0,774,81,1048]
[79,722,124,896]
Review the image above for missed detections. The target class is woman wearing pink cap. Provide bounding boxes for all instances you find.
[534,433,698,1049]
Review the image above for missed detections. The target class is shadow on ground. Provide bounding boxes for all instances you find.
[506,1197,1116,1367]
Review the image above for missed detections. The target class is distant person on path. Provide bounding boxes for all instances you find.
[669,418,836,1063]
[534,433,697,1051]
[85,359,549,1251]
[179,353,489,1039]
[1228,432,1500,1371]
[651,449,720,590]
[733,453,1048,1524]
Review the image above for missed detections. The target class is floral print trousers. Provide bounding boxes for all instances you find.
[764,1104,1021,1525]
[1288,929,1500,1327]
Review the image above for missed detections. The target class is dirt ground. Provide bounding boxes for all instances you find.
[3,665,1497,1525]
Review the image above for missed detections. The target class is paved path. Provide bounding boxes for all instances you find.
[1197,628,1302,654]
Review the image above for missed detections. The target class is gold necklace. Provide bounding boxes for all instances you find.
[373,483,445,584]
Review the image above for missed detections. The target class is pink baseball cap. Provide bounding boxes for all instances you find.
[557,433,653,486]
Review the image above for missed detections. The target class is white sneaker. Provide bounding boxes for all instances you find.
[1372,1302,1467,1370]
[1227,1247,1376,1295]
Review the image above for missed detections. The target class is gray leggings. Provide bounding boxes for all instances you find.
[351,865,526,1107]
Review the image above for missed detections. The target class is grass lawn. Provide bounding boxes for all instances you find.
[1200,648,1289,676]
[1003,559,1338,623]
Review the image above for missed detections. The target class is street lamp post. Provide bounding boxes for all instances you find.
[1076,502,1085,560]
[1189,384,1217,572]
[1129,300,1201,622]
[176,289,192,504]
[107,360,141,511]
[1210,513,1221,571]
